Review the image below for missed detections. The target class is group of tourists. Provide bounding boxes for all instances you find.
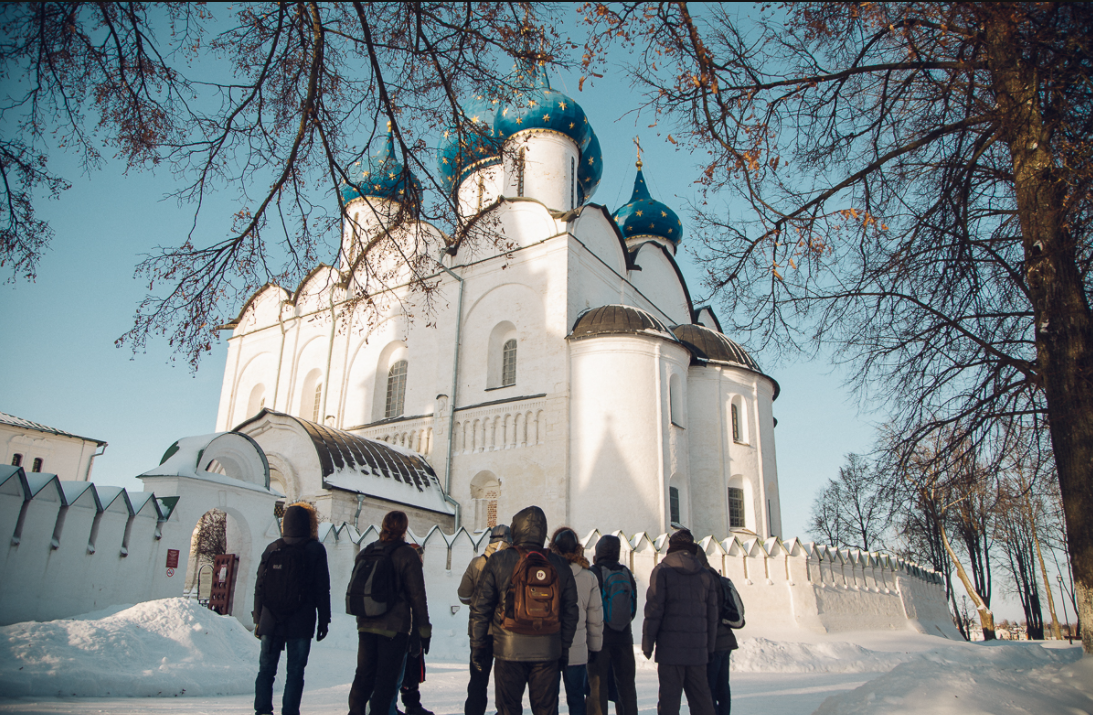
[250,502,744,715]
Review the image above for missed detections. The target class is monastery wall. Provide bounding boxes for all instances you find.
[1,466,961,644]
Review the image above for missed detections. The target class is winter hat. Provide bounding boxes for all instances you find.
[551,528,580,555]
[594,534,622,565]
[667,528,697,554]
[282,505,310,538]
[490,524,513,544]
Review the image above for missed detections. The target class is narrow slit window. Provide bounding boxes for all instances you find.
[517,148,526,196]
[502,339,517,387]
[669,486,681,526]
[32,458,43,473]
[570,156,576,209]
[728,487,746,529]
[731,403,741,443]
[11,453,22,467]
[477,174,485,210]
[385,360,408,419]
[312,383,322,422]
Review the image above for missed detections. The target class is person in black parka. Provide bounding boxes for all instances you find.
[253,502,331,715]
[587,534,639,715]
[469,506,580,715]
[642,528,718,715]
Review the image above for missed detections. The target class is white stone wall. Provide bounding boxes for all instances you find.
[0,423,102,482]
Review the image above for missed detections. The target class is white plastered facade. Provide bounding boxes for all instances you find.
[213,129,782,541]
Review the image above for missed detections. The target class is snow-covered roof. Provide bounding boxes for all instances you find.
[0,411,106,446]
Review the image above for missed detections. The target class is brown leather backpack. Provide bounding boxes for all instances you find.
[502,548,561,635]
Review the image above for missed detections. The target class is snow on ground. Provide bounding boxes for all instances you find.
[0,599,1089,714]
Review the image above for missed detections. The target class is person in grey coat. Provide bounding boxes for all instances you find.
[642,528,718,715]
[469,506,580,715]
[458,524,512,715]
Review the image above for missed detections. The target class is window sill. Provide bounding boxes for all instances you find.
[485,384,516,392]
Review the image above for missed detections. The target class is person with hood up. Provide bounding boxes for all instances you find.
[458,524,512,715]
[469,506,580,715]
[348,510,432,715]
[252,502,331,715]
[587,534,639,715]
[642,528,718,715]
[550,527,603,715]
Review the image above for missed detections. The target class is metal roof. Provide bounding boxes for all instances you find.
[0,411,106,446]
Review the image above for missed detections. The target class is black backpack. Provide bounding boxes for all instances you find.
[346,541,399,617]
[719,575,745,628]
[263,539,309,617]
[593,563,636,632]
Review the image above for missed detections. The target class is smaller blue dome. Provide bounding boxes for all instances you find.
[341,130,422,205]
[494,64,591,151]
[612,164,683,245]
[437,96,503,195]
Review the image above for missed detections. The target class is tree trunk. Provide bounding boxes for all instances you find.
[940,521,995,640]
[1030,498,1063,640]
[984,8,1093,655]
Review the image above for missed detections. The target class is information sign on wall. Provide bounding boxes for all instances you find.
[166,549,180,568]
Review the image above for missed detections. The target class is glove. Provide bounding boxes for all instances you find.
[316,623,328,642]
[558,648,569,673]
[643,646,653,660]
[471,647,491,673]
[421,636,431,655]
[588,649,599,665]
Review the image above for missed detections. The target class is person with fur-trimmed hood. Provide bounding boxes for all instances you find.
[550,527,603,715]
[642,528,718,715]
[469,506,580,715]
[458,524,512,715]
[252,502,331,715]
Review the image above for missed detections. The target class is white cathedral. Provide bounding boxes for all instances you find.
[202,67,783,542]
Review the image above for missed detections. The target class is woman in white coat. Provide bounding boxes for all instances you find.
[551,527,604,715]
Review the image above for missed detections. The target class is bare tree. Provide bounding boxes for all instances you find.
[193,509,227,565]
[809,453,891,552]
[584,2,1093,653]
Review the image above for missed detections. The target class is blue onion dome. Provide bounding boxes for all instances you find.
[437,95,504,195]
[340,129,422,205]
[577,130,603,203]
[494,63,592,153]
[612,161,684,245]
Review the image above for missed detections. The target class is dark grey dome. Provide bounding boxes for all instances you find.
[569,304,677,342]
[673,323,779,398]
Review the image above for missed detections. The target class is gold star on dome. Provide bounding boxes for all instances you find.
[569,122,575,129]
[559,101,567,110]
[543,114,550,122]
[528,99,536,107]
[399,189,405,195]
[443,130,450,139]
[668,228,673,233]
[649,222,655,229]
[362,171,369,177]
[373,184,381,191]
[661,211,667,217]
[354,161,361,166]
[516,117,523,125]
[491,98,499,104]
[502,107,509,117]
[636,210,643,217]
[442,158,448,164]
[471,115,480,123]
[588,157,594,165]
[388,172,396,179]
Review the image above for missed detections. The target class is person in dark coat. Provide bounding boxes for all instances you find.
[396,543,434,715]
[469,506,580,715]
[697,550,739,715]
[252,502,331,715]
[348,510,432,715]
[458,524,512,715]
[642,528,718,715]
[587,534,639,715]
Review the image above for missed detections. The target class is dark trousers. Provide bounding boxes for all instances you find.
[254,635,312,715]
[706,650,731,715]
[402,650,425,710]
[465,650,495,715]
[562,664,588,715]
[494,658,560,715]
[349,631,410,715]
[656,663,715,715]
[588,642,637,715]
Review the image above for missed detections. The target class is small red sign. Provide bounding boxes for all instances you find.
[166,567,176,578]
[166,549,180,568]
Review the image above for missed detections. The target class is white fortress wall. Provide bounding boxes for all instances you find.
[1,467,959,642]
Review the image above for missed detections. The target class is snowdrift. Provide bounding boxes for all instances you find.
[0,598,258,698]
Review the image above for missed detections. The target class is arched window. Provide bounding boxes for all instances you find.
[669,486,681,527]
[731,403,741,443]
[470,471,501,532]
[669,373,684,427]
[31,457,43,473]
[11,453,22,467]
[386,360,408,418]
[502,339,517,387]
[312,383,323,422]
[728,487,746,529]
[517,148,526,196]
